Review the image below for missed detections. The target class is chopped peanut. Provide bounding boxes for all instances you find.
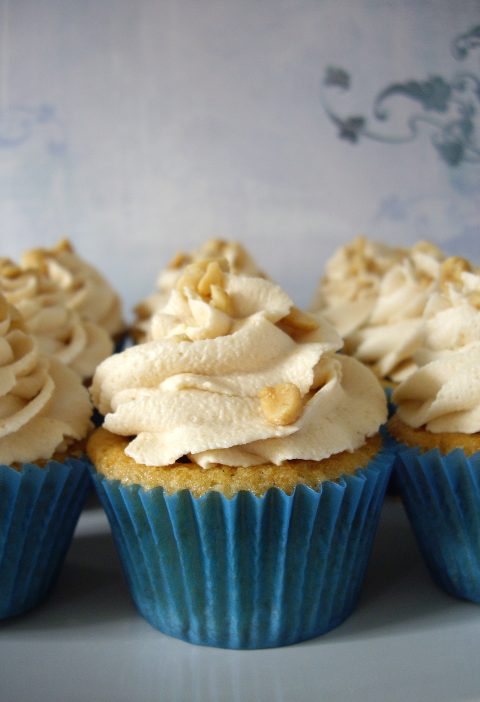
[0,260,23,279]
[18,250,48,274]
[175,263,205,295]
[168,252,190,270]
[259,382,302,426]
[440,256,472,287]
[282,306,319,332]
[197,261,224,297]
[53,238,74,253]
[210,285,234,315]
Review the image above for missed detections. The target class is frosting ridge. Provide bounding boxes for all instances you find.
[92,262,386,467]
[0,294,92,464]
[20,239,124,338]
[0,259,113,381]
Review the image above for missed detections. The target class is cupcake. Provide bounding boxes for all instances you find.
[132,238,266,342]
[313,238,446,411]
[20,238,126,349]
[88,259,392,648]
[388,259,480,602]
[0,293,92,619]
[0,258,113,383]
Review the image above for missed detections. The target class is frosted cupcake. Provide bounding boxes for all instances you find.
[133,238,265,342]
[313,239,446,419]
[0,293,92,618]
[88,260,392,648]
[20,239,126,348]
[0,258,113,383]
[389,260,480,602]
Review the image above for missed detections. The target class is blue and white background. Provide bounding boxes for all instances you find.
[1,0,479,311]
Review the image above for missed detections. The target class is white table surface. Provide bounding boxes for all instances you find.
[1,495,480,702]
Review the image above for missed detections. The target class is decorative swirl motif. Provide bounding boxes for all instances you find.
[452,24,480,60]
[320,25,480,167]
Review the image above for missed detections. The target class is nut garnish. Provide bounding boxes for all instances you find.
[0,259,23,279]
[175,264,205,295]
[282,306,319,332]
[278,306,319,339]
[168,252,190,270]
[210,285,234,315]
[259,382,302,426]
[440,256,472,287]
[176,260,235,315]
[197,261,224,297]
[53,238,74,253]
[18,249,49,275]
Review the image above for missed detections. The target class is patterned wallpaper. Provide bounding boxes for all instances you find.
[1,0,479,310]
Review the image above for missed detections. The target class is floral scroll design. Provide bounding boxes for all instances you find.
[320,25,480,167]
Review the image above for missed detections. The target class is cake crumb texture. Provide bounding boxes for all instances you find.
[388,415,480,456]
[87,428,381,497]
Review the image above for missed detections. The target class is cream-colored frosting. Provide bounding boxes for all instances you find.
[315,239,446,382]
[346,251,444,382]
[20,239,124,338]
[393,342,480,434]
[312,237,408,336]
[393,264,480,433]
[0,294,92,464]
[92,264,386,468]
[134,239,266,339]
[0,260,113,381]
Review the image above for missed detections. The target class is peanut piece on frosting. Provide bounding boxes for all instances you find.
[54,238,74,253]
[440,256,472,287]
[282,306,319,332]
[259,382,302,426]
[0,260,23,279]
[175,260,235,316]
[18,249,48,275]
[168,252,191,270]
[176,264,205,295]
[197,261,224,297]
[210,285,234,315]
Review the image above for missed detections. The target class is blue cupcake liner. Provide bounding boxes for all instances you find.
[394,443,480,603]
[91,448,393,648]
[0,456,91,619]
[383,386,397,419]
[114,334,132,354]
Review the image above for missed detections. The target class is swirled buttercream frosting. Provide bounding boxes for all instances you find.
[393,260,480,434]
[314,239,447,382]
[20,239,124,338]
[92,261,386,468]
[0,294,92,464]
[134,239,266,340]
[0,259,113,381]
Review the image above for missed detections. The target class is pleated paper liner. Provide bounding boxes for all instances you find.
[91,448,393,649]
[0,457,91,619]
[394,444,480,603]
[383,386,397,420]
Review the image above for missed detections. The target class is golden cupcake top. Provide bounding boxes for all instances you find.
[0,293,92,465]
[92,260,386,468]
[20,238,124,339]
[0,258,113,381]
